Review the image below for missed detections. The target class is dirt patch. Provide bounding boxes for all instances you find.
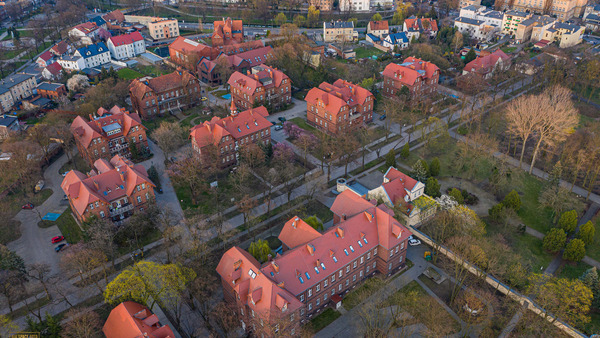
[438,177,498,217]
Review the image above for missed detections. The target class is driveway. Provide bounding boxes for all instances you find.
[7,153,70,275]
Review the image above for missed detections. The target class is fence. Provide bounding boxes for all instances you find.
[409,226,588,338]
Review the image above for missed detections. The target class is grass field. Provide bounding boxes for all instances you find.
[289,117,317,133]
[310,308,341,332]
[53,210,84,244]
[117,68,144,80]
[354,46,385,59]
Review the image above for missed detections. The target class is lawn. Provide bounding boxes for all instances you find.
[342,275,387,309]
[117,68,144,80]
[289,117,317,133]
[212,89,229,98]
[53,209,84,244]
[142,115,179,133]
[180,112,200,127]
[354,46,385,59]
[556,261,592,280]
[59,154,91,175]
[310,308,341,332]
[501,46,517,53]
[134,65,173,77]
[0,188,53,244]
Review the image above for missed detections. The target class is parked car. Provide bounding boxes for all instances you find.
[35,180,45,193]
[21,203,34,209]
[278,117,286,122]
[55,243,68,252]
[379,114,387,120]
[51,236,65,244]
[408,236,421,246]
[271,121,277,125]
[274,125,283,131]
[201,96,208,101]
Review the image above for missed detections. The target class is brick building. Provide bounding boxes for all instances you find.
[190,104,271,167]
[382,57,440,98]
[103,301,175,337]
[216,195,410,333]
[36,82,67,100]
[128,70,203,119]
[228,65,291,111]
[169,36,264,70]
[212,17,244,46]
[196,46,274,86]
[305,80,374,134]
[70,106,149,166]
[61,154,155,223]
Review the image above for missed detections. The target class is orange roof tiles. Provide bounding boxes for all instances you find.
[384,167,418,190]
[304,80,374,118]
[102,301,175,338]
[382,57,440,87]
[368,21,389,31]
[227,65,289,96]
[50,41,69,56]
[330,190,376,220]
[464,49,510,76]
[404,17,438,32]
[73,22,99,35]
[278,216,322,250]
[70,106,144,148]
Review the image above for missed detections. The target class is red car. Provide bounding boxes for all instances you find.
[21,203,34,209]
[51,236,65,244]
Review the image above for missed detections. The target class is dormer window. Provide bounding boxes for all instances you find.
[314,267,320,274]
[350,245,355,252]
[357,240,363,248]
[305,272,311,280]
[344,249,349,256]
[248,269,257,279]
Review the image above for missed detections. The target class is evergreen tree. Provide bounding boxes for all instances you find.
[502,190,521,211]
[488,203,506,223]
[548,161,563,188]
[578,220,596,245]
[248,239,272,263]
[580,267,600,309]
[563,239,586,262]
[305,215,324,231]
[385,149,396,169]
[429,157,440,177]
[425,177,441,198]
[543,228,567,253]
[464,48,477,64]
[448,188,464,204]
[400,142,410,159]
[558,210,578,234]
[412,160,428,182]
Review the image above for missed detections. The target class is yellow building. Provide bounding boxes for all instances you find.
[323,20,357,42]
[124,15,180,40]
[539,22,585,47]
[502,10,531,36]
[459,0,481,8]
[0,73,37,113]
[515,15,555,42]
[510,0,588,20]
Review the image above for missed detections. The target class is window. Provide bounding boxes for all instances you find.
[367,252,371,260]
[360,270,363,277]
[100,211,105,218]
[137,196,142,203]
[353,275,357,282]
[345,279,349,286]
[324,279,328,287]
[308,289,312,297]
[305,272,311,280]
[324,293,328,301]
[367,265,370,273]
[252,309,255,317]
[300,295,304,302]
[314,267,320,274]
[349,245,355,252]
[316,298,320,306]
[346,266,350,273]
[360,257,364,264]
[357,240,363,248]
[353,261,357,268]
[399,255,403,262]
[332,275,335,282]
[373,262,376,268]
[389,263,392,270]
[316,285,320,292]
[308,303,312,311]
[339,271,343,278]
[396,246,399,253]
[332,256,338,263]
[331,289,335,295]
[344,249,349,256]
[390,251,393,257]
[300,309,305,316]
[374,248,377,255]
[339,284,342,291]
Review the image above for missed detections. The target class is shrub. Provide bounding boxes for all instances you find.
[448,188,464,204]
[429,157,440,177]
[578,221,596,246]
[400,142,410,159]
[502,190,521,211]
[461,189,479,205]
[457,125,468,135]
[305,215,324,231]
[425,177,441,198]
[543,228,567,253]
[488,203,505,223]
[563,239,586,262]
[558,210,578,234]
[385,149,396,169]
[248,239,272,263]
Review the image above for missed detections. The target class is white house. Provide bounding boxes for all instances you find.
[107,32,146,60]
[68,22,100,45]
[36,51,54,68]
[460,5,504,27]
[366,21,389,38]
[57,55,86,71]
[41,62,63,81]
[340,0,369,11]
[382,32,410,50]
[454,17,498,41]
[74,42,111,69]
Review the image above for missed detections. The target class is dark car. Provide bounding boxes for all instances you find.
[51,236,65,244]
[21,203,34,209]
[379,114,387,120]
[271,121,277,125]
[278,117,286,122]
[55,243,68,252]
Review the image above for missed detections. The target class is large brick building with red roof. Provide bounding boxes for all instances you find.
[168,36,264,70]
[228,65,291,111]
[128,70,203,119]
[61,154,155,223]
[305,79,374,134]
[71,106,149,166]
[197,46,275,86]
[382,57,440,99]
[103,301,175,338]
[190,104,271,167]
[212,17,244,46]
[216,195,411,332]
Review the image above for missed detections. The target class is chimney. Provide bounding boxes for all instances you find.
[267,253,272,261]
[292,216,299,228]
[336,227,344,238]
[316,259,321,267]
[93,180,99,190]
[271,261,279,273]
[306,243,315,256]
[342,213,346,220]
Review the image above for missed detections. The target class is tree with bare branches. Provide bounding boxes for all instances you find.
[62,307,102,338]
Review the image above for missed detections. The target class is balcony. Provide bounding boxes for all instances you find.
[109,203,134,217]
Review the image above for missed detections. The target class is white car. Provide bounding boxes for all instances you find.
[408,236,421,246]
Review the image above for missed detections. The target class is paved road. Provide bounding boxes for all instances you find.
[7,153,70,275]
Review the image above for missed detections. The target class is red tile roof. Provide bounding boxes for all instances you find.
[213,17,243,42]
[227,65,289,96]
[169,36,211,54]
[278,216,322,250]
[368,21,389,31]
[404,17,438,32]
[102,301,175,338]
[304,80,374,118]
[73,22,99,35]
[463,49,510,76]
[190,106,270,148]
[102,9,125,23]
[330,189,376,219]
[61,154,154,216]
[109,31,143,47]
[38,51,53,62]
[129,70,196,98]
[45,62,62,76]
[382,57,440,86]
[50,41,69,56]
[384,167,418,190]
[70,106,144,148]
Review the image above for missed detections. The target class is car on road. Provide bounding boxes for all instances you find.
[21,203,34,209]
[51,236,65,244]
[201,97,208,101]
[274,125,283,131]
[55,243,68,252]
[379,114,387,120]
[408,236,421,246]
[278,117,286,122]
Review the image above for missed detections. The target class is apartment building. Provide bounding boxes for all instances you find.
[197,46,274,85]
[190,105,271,167]
[340,0,370,11]
[0,73,37,112]
[323,21,357,42]
[228,65,291,111]
[103,302,175,337]
[502,10,532,35]
[148,18,179,40]
[74,42,111,69]
[36,82,67,100]
[382,57,440,98]
[510,0,588,20]
[129,70,203,119]
[454,17,500,41]
[216,196,410,332]
[309,0,333,11]
[169,36,265,69]
[70,106,149,166]
[537,21,585,47]
[516,14,556,42]
[107,32,146,60]
[61,154,155,223]
[0,114,20,139]
[305,79,374,134]
[212,17,244,46]
[459,0,481,7]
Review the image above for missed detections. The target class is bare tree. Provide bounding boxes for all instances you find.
[0,270,24,313]
[62,307,102,338]
[27,263,52,300]
[152,121,188,154]
[505,94,542,168]
[60,243,107,293]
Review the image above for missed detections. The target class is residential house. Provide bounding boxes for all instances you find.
[103,301,175,338]
[340,0,370,11]
[196,46,274,85]
[36,51,54,68]
[516,15,556,43]
[102,10,126,30]
[366,33,382,44]
[128,70,203,119]
[537,21,585,47]
[584,5,600,31]
[310,0,333,10]
[68,22,100,45]
[74,42,111,69]
[371,0,394,8]
[454,17,499,41]
[330,189,376,225]
[509,0,588,20]
[57,55,86,72]
[190,104,271,167]
[212,17,244,46]
[107,32,146,60]
[0,114,20,139]
[323,21,357,43]
[0,73,37,111]
[459,5,504,26]
[382,32,410,50]
[460,0,482,7]
[61,154,155,223]
[147,18,179,40]
[462,49,511,79]
[42,62,63,81]
[88,16,107,29]
[327,43,356,59]
[49,41,71,57]
[36,82,67,100]
[305,79,374,134]
[70,105,149,166]
[403,16,438,40]
[366,21,389,38]
[228,65,291,111]
[216,195,411,330]
[382,57,440,98]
